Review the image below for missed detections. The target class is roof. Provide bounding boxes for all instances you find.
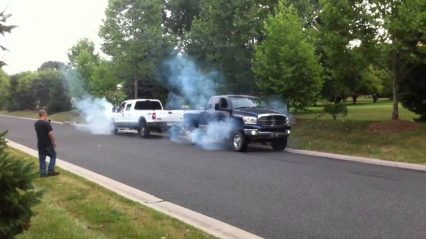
[213,95,258,98]
[124,99,161,102]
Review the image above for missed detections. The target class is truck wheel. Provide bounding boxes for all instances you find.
[138,123,150,138]
[112,127,119,135]
[271,137,287,151]
[232,131,247,152]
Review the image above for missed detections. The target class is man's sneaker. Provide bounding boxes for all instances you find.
[47,171,60,177]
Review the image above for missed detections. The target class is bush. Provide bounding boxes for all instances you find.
[324,103,348,120]
[400,62,426,122]
[0,131,41,239]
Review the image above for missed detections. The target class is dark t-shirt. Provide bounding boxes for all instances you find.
[34,120,53,149]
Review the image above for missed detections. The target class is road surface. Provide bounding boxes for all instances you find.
[1,116,425,239]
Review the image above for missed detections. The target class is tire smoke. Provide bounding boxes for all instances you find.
[62,69,115,135]
[162,55,237,149]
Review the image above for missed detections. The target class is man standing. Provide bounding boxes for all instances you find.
[34,110,59,177]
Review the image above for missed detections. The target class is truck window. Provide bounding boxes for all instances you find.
[207,97,220,109]
[117,102,126,112]
[135,101,162,110]
[151,101,162,110]
[125,103,132,111]
[219,98,228,108]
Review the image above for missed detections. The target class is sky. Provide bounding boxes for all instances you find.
[0,0,109,74]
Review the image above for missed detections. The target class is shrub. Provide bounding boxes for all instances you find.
[400,62,426,122]
[0,131,41,239]
[323,103,348,120]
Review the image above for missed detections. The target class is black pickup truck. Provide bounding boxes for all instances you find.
[183,95,291,152]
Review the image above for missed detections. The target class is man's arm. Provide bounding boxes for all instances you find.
[46,122,56,147]
[48,131,56,147]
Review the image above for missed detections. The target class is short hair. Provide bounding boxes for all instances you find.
[38,110,47,117]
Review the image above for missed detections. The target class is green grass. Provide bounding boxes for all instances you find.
[8,149,213,239]
[290,119,426,164]
[294,99,419,121]
[0,110,80,122]
[290,100,426,164]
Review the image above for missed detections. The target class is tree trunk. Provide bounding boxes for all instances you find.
[372,94,378,103]
[351,95,357,104]
[133,75,138,99]
[391,54,399,120]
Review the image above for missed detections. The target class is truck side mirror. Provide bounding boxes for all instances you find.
[112,106,117,112]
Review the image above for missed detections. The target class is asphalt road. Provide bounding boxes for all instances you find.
[1,116,425,239]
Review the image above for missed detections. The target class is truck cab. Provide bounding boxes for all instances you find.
[184,95,291,152]
[113,99,182,137]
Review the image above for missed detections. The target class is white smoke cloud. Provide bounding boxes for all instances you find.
[74,96,114,135]
[61,68,116,135]
[163,55,239,150]
[162,54,221,108]
[190,118,238,150]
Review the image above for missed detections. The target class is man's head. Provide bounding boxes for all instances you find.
[38,110,48,120]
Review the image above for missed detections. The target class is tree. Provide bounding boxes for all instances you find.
[164,0,201,38]
[37,61,66,71]
[6,70,72,112]
[373,0,425,120]
[317,0,380,104]
[90,60,125,104]
[68,39,99,76]
[0,131,41,238]
[186,0,279,93]
[254,1,323,109]
[67,39,100,94]
[7,72,37,111]
[100,0,173,99]
[0,69,10,109]
[0,10,16,67]
[400,45,426,121]
[47,73,72,113]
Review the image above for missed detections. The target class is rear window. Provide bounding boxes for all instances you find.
[134,101,162,110]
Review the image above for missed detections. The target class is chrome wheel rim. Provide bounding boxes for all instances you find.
[233,134,241,149]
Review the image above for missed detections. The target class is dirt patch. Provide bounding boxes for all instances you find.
[368,120,420,133]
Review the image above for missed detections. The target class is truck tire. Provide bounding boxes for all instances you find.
[138,120,150,138]
[111,120,119,135]
[271,137,287,151]
[231,131,248,152]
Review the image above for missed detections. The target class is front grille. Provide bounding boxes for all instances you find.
[258,115,287,126]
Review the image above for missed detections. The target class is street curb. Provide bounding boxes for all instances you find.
[6,139,263,239]
[0,114,65,125]
[286,148,426,172]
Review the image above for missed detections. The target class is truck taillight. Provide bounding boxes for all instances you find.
[152,112,156,120]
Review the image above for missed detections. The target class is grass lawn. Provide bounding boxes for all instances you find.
[293,98,419,121]
[290,99,426,164]
[8,149,212,239]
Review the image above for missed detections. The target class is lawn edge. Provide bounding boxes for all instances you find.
[6,139,263,239]
[286,148,426,171]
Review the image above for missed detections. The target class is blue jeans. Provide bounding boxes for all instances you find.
[38,147,57,175]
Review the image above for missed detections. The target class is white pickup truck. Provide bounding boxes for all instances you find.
[112,99,184,137]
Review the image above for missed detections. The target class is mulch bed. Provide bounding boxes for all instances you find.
[368,120,420,133]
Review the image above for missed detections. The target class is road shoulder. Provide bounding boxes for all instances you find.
[7,139,263,239]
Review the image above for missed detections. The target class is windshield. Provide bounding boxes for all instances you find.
[230,97,269,109]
